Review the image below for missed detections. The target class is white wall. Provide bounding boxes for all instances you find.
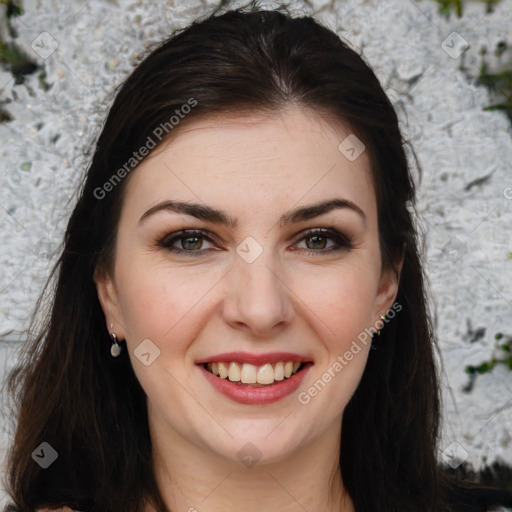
[0,0,511,507]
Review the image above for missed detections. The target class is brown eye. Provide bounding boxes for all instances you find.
[156,230,216,255]
[156,228,353,257]
[295,228,354,256]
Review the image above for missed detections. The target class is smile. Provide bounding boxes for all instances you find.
[204,361,306,387]
[198,361,314,405]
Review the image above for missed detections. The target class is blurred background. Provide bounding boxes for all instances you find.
[0,0,511,508]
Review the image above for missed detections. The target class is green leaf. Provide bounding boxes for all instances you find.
[476,361,493,374]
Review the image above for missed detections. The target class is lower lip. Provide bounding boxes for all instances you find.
[198,363,313,405]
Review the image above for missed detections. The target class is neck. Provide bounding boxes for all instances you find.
[146,408,354,512]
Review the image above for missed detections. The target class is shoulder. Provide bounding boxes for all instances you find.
[4,505,78,512]
[446,483,512,512]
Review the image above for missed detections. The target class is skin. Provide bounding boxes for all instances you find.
[94,105,401,512]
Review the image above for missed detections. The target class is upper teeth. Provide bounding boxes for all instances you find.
[206,361,303,384]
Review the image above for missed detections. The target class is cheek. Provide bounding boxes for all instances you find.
[294,261,379,343]
[295,269,375,413]
[113,263,208,394]
[113,251,230,363]
[113,258,200,343]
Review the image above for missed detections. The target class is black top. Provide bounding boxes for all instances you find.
[446,484,512,512]
[2,484,512,511]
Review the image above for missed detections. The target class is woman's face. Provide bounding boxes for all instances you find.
[95,105,399,466]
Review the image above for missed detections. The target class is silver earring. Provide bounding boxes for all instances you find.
[110,323,122,357]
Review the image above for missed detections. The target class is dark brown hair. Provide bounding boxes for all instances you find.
[2,2,509,511]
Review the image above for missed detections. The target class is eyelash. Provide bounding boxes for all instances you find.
[155,228,354,257]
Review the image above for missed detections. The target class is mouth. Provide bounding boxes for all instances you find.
[201,360,313,387]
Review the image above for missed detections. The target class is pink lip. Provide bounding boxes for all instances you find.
[198,362,313,405]
[195,351,313,366]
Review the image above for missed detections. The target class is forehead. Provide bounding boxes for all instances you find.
[147,105,362,161]
[121,105,376,225]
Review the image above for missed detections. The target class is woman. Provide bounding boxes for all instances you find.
[2,2,511,512]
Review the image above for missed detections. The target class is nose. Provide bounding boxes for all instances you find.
[222,250,294,337]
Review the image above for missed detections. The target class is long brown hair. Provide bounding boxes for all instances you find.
[1,2,505,511]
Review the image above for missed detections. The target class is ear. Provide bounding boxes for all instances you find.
[93,267,126,339]
[372,257,403,325]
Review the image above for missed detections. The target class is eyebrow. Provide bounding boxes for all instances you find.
[138,198,366,228]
